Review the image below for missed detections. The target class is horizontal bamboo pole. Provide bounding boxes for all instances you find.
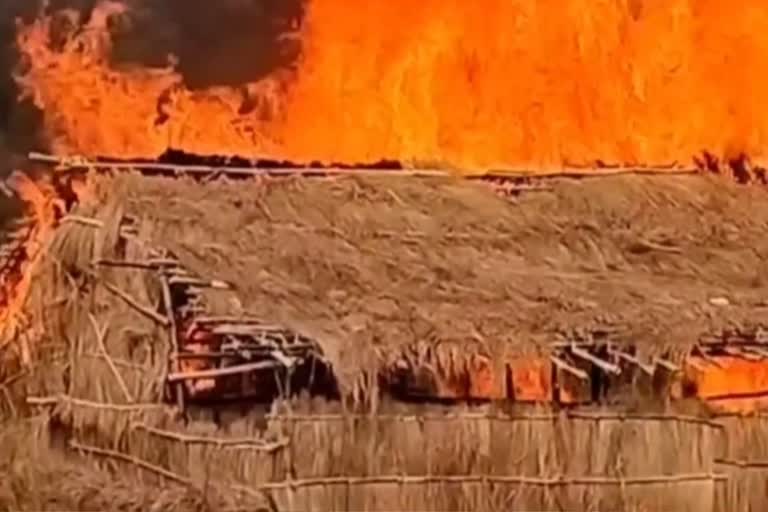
[130,422,288,451]
[255,472,726,490]
[28,151,698,180]
[715,458,768,469]
[167,360,280,382]
[24,394,724,428]
[266,411,724,429]
[27,394,167,411]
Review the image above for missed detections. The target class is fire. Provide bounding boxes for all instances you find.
[0,172,64,350]
[14,0,768,172]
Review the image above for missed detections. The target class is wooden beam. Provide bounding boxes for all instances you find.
[721,346,763,362]
[653,357,680,372]
[28,151,698,180]
[550,356,589,381]
[167,360,281,382]
[744,346,768,359]
[570,345,621,375]
[167,276,231,290]
[608,348,654,375]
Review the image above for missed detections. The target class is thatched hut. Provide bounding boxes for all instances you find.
[2,167,768,510]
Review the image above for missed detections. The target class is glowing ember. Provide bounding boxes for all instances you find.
[14,0,768,172]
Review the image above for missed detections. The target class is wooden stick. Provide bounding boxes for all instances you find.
[264,412,723,429]
[570,345,621,375]
[101,281,170,327]
[159,275,184,412]
[689,350,725,369]
[28,151,698,179]
[93,259,158,270]
[83,352,150,372]
[210,324,296,336]
[60,215,104,228]
[88,313,134,403]
[167,276,231,290]
[716,458,768,469]
[608,349,654,375]
[130,422,288,451]
[550,356,589,381]
[253,472,726,490]
[743,346,768,359]
[27,394,166,411]
[653,357,681,372]
[69,440,193,486]
[167,360,280,382]
[1,386,17,418]
[721,346,764,361]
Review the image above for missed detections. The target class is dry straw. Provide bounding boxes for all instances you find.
[3,171,768,510]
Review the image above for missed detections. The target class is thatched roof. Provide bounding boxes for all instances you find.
[12,170,768,392]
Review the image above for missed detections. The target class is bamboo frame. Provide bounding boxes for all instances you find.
[88,313,134,402]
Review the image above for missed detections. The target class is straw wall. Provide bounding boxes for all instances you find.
[6,394,733,512]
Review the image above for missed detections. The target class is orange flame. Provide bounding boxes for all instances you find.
[14,1,768,171]
[0,172,63,350]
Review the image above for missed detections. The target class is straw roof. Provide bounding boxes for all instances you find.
[11,170,768,391]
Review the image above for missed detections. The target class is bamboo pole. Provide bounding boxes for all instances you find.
[252,472,727,490]
[27,394,166,411]
[167,360,280,382]
[159,274,185,412]
[28,151,698,180]
[550,356,589,380]
[570,345,621,375]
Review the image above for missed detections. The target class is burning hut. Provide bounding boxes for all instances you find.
[5,2,768,511]
[1,157,768,511]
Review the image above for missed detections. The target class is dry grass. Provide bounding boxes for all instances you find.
[0,396,733,512]
[60,171,768,386]
[3,171,768,510]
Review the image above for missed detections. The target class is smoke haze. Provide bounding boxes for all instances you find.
[0,0,306,158]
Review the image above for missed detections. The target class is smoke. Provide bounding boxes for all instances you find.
[1,0,305,224]
[106,0,306,89]
[0,0,307,159]
[1,1,99,167]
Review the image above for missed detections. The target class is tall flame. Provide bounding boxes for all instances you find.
[14,0,768,172]
[0,172,63,353]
